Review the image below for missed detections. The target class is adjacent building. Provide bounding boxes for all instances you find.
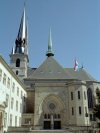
[0,56,26,132]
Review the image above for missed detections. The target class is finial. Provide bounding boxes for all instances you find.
[81,63,84,69]
[12,44,15,54]
[46,28,54,57]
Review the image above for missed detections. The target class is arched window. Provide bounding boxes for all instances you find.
[16,70,18,75]
[16,59,20,67]
[48,114,50,119]
[87,88,93,108]
[58,114,61,119]
[53,114,57,119]
[44,114,47,119]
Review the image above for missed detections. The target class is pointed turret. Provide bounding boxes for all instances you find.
[18,7,25,41]
[46,29,54,57]
[15,7,26,54]
[11,44,15,54]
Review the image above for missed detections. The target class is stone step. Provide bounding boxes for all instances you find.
[7,127,73,133]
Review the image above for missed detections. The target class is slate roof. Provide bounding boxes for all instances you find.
[28,56,71,79]
[64,68,96,81]
[27,56,96,81]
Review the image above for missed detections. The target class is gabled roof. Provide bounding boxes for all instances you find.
[28,56,71,79]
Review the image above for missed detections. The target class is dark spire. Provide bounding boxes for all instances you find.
[46,29,54,57]
[14,6,26,54]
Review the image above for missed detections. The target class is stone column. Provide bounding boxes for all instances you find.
[51,114,54,129]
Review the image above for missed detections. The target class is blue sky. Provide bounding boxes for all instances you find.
[0,0,100,81]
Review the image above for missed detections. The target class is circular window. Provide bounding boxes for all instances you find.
[49,103,55,110]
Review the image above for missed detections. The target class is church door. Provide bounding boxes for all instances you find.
[44,121,51,129]
[54,121,61,129]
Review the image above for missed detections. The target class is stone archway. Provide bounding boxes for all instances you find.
[41,94,65,129]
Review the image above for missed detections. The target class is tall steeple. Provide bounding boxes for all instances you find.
[10,6,29,81]
[46,29,54,57]
[14,6,27,54]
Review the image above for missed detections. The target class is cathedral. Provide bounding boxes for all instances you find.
[0,7,100,133]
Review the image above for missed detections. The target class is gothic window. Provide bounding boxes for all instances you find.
[58,114,60,119]
[48,114,51,119]
[54,114,57,119]
[44,114,47,119]
[87,88,93,108]
[78,91,80,99]
[90,114,92,121]
[16,70,18,75]
[72,107,74,115]
[71,92,73,100]
[49,103,55,110]
[16,59,20,67]
[79,106,81,115]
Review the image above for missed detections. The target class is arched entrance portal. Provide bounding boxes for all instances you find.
[42,95,65,129]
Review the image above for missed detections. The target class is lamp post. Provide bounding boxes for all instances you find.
[85,112,88,133]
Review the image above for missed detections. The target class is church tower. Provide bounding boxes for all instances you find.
[10,7,29,81]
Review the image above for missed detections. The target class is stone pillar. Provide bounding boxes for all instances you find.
[51,114,54,129]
